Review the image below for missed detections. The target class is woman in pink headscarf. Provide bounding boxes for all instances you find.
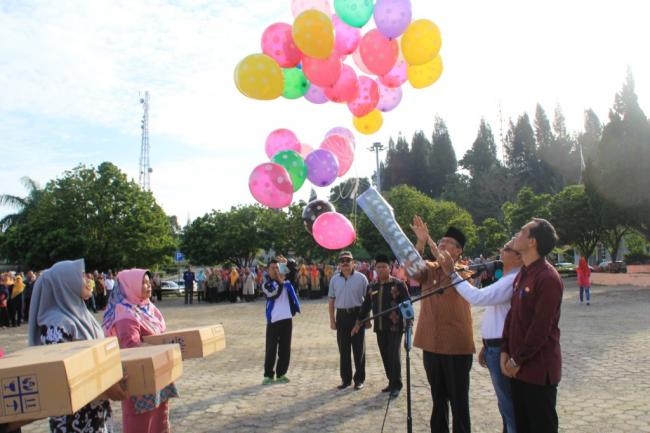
[103,269,178,433]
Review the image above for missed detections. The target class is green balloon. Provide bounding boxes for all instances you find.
[272,150,308,191]
[282,68,309,99]
[334,0,374,28]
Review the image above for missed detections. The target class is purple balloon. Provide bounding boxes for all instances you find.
[377,82,403,112]
[373,0,412,39]
[305,149,339,187]
[304,83,329,104]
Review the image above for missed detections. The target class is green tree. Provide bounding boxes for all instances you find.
[356,185,475,259]
[549,185,601,257]
[586,70,650,239]
[458,119,513,223]
[0,177,42,231]
[429,117,457,198]
[474,218,510,258]
[328,177,370,217]
[502,187,552,236]
[409,130,433,195]
[383,135,409,191]
[3,163,175,270]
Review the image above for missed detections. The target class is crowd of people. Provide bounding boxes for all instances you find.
[252,215,564,433]
[0,215,566,433]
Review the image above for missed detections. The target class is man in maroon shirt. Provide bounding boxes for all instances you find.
[501,218,563,433]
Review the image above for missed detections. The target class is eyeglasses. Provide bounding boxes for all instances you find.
[339,258,352,264]
[502,247,520,255]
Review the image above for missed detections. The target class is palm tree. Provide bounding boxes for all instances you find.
[0,176,42,231]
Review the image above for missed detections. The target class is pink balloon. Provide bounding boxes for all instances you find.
[352,46,372,74]
[324,64,359,103]
[347,75,379,117]
[379,58,407,88]
[304,84,328,104]
[249,162,294,208]
[302,53,342,87]
[265,128,301,159]
[291,0,331,17]
[332,14,361,55]
[325,126,356,150]
[261,23,302,68]
[377,81,403,112]
[312,212,356,249]
[359,29,398,76]
[299,142,314,157]
[373,0,412,39]
[320,134,354,176]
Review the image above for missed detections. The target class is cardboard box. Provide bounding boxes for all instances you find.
[120,344,182,396]
[0,337,122,423]
[142,325,226,359]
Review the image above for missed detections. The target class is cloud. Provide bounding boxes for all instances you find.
[1,0,649,223]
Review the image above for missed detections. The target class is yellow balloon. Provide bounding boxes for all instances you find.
[353,109,383,135]
[292,10,334,60]
[234,53,284,100]
[407,55,443,89]
[401,19,442,66]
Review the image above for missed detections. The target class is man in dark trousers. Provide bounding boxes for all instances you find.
[183,265,195,305]
[353,254,410,398]
[261,258,300,385]
[328,250,369,390]
[410,217,475,433]
[501,218,563,433]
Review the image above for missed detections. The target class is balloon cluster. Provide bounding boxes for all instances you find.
[234,0,443,135]
[248,126,355,208]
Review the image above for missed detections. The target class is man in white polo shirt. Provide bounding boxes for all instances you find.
[328,250,369,390]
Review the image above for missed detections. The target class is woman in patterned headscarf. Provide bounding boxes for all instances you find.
[28,258,125,433]
[103,268,178,433]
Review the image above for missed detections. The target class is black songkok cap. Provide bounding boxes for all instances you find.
[374,254,390,264]
[444,226,466,249]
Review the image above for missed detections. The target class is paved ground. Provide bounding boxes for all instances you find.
[2,278,649,432]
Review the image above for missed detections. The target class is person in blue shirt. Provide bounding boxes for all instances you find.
[261,257,300,385]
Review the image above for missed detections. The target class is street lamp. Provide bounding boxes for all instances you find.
[368,142,385,192]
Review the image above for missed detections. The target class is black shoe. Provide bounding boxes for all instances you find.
[381,386,390,393]
[389,389,400,398]
[337,382,351,390]
[354,382,364,390]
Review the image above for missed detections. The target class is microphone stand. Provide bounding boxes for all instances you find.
[358,272,478,433]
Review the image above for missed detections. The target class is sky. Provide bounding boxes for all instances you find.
[1,0,649,223]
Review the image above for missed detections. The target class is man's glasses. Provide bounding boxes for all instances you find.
[339,258,352,264]
[502,247,520,255]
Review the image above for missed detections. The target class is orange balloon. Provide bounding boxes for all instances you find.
[407,55,443,89]
[353,109,383,135]
[234,54,284,100]
[292,10,334,59]
[401,19,442,66]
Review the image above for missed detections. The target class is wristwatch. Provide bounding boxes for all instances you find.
[508,357,519,368]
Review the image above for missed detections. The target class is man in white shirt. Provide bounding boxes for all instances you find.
[434,239,523,433]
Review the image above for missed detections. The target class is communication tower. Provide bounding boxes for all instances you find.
[139,91,152,191]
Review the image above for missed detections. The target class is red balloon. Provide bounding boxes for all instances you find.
[359,29,398,76]
[302,54,342,87]
[347,76,379,117]
[324,64,359,103]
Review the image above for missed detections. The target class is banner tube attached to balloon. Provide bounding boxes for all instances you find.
[356,187,426,275]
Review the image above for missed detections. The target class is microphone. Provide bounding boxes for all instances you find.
[468,260,503,276]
